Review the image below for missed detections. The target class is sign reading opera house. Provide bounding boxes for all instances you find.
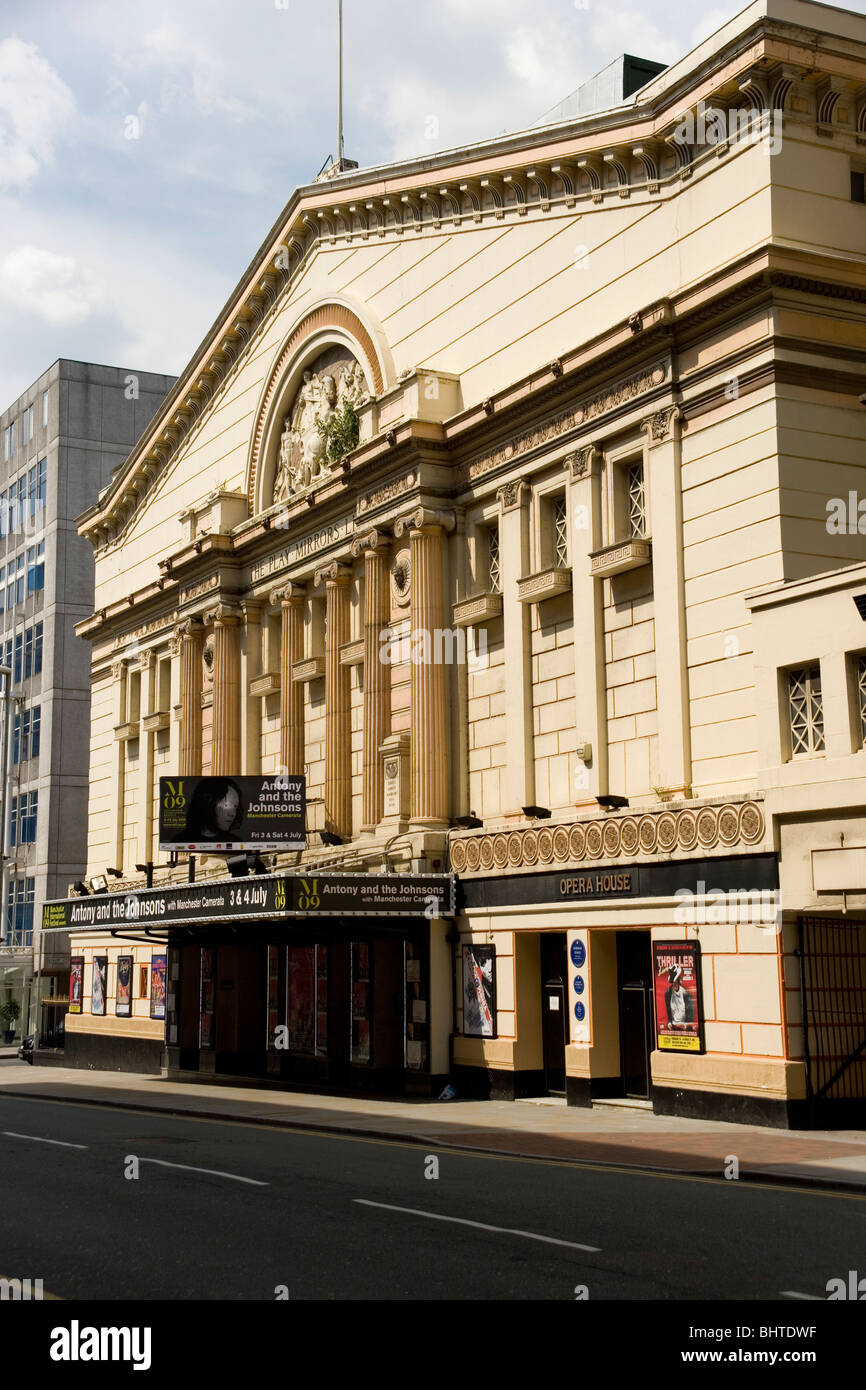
[63,1,866,1124]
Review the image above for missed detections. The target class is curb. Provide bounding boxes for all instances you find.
[1,1084,864,1195]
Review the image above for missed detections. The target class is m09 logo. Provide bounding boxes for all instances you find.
[162,780,186,809]
[297,878,319,910]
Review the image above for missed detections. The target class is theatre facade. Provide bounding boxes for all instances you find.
[44,0,866,1122]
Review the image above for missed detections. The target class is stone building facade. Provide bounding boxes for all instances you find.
[49,0,866,1123]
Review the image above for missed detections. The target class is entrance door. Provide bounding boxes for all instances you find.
[616,931,653,1099]
[540,933,568,1094]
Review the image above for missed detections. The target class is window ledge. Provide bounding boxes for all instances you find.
[590,537,652,577]
[292,656,325,683]
[114,721,139,741]
[452,592,503,628]
[142,710,170,733]
[339,639,365,668]
[516,567,572,604]
[249,670,281,697]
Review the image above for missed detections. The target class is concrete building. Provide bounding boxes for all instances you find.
[0,361,174,1044]
[46,0,866,1125]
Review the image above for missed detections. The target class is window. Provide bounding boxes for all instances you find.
[287,944,328,1055]
[37,458,46,512]
[9,793,37,846]
[487,524,501,594]
[30,705,40,758]
[627,462,647,538]
[14,633,22,684]
[14,707,40,763]
[0,566,4,614]
[26,542,44,594]
[22,622,43,678]
[15,554,24,605]
[788,665,825,756]
[852,170,866,204]
[553,496,568,568]
[6,878,35,947]
[3,423,13,461]
[17,477,27,533]
[20,405,33,446]
[41,392,48,429]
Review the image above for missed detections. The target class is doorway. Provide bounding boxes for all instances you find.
[616,931,654,1099]
[540,933,568,1094]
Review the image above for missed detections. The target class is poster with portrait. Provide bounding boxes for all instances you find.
[150,954,167,1020]
[91,957,107,1017]
[69,956,84,1014]
[652,941,704,1054]
[463,944,496,1038]
[158,775,305,851]
[116,955,133,1018]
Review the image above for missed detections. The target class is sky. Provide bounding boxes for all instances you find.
[0,0,863,407]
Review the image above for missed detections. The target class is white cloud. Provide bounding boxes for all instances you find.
[0,245,106,325]
[0,38,76,190]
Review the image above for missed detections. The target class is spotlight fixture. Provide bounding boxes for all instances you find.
[73,881,90,896]
[106,867,124,879]
[320,831,344,846]
[135,862,155,889]
[452,815,483,830]
[596,795,629,811]
[522,805,551,819]
[88,874,108,894]
[227,855,251,878]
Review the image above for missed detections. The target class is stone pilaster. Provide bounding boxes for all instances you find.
[315,563,352,837]
[272,583,306,776]
[496,482,535,816]
[111,659,127,867]
[176,620,204,776]
[241,601,263,775]
[394,508,455,828]
[208,603,242,776]
[568,446,608,802]
[351,530,391,832]
[137,650,156,863]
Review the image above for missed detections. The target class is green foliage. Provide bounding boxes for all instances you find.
[316,401,359,463]
[0,999,21,1023]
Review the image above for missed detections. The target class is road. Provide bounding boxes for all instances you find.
[1,1091,863,1301]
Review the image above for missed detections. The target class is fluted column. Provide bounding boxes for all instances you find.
[209,603,242,776]
[315,563,352,837]
[395,508,455,827]
[273,583,306,775]
[352,530,391,831]
[177,619,204,775]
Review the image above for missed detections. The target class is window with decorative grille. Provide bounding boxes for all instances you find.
[857,655,866,745]
[487,525,501,593]
[627,462,647,538]
[553,496,568,567]
[788,665,825,756]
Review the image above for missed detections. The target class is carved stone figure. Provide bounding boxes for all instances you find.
[271,351,368,504]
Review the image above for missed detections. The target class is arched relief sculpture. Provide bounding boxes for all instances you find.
[272,349,369,503]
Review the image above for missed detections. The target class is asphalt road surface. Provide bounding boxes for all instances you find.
[1,1092,863,1301]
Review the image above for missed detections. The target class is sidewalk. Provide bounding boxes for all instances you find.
[1,1059,865,1192]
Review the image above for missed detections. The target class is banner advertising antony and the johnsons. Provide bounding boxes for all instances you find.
[652,941,705,1054]
[158,776,305,852]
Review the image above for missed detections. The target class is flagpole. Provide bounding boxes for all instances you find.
[337,0,343,170]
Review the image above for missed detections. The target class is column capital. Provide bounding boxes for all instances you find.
[137,649,155,670]
[270,581,306,608]
[393,507,456,539]
[314,561,352,588]
[350,527,391,559]
[175,617,205,640]
[567,444,603,479]
[641,404,681,443]
[240,598,264,623]
[110,658,128,680]
[496,480,529,512]
[203,600,243,627]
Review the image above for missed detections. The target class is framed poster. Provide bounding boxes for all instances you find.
[463,944,496,1038]
[199,947,215,1048]
[652,941,705,1054]
[91,956,107,1017]
[150,954,167,1020]
[69,956,84,1014]
[116,955,133,1018]
[139,964,149,1000]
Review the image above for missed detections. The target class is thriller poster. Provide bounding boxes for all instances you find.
[116,955,133,1018]
[91,956,107,1017]
[150,954,167,1021]
[463,944,496,1038]
[652,941,704,1054]
[69,956,83,1014]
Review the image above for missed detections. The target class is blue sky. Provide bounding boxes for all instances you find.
[0,0,861,406]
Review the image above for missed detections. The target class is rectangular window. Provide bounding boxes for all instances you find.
[553,496,568,568]
[15,554,24,604]
[21,405,33,446]
[12,714,20,765]
[26,542,44,594]
[41,391,48,429]
[852,170,866,204]
[287,944,328,1055]
[350,940,371,1065]
[6,878,35,947]
[487,524,501,594]
[0,566,4,614]
[30,706,40,759]
[8,483,16,534]
[14,633,22,684]
[627,462,647,538]
[9,796,17,848]
[3,423,13,461]
[37,458,46,512]
[21,791,37,843]
[17,477,27,534]
[788,665,825,756]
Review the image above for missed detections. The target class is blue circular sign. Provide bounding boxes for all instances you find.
[573,974,585,995]
[570,939,586,968]
[574,1001,585,1021]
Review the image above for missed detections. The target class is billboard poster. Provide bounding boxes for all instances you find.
[91,956,107,1017]
[69,956,83,1014]
[652,941,705,1054]
[116,955,133,1018]
[462,944,496,1038]
[150,954,167,1021]
[158,775,305,852]
[199,947,214,1048]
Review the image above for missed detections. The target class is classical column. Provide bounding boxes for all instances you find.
[111,659,127,867]
[394,508,455,828]
[177,619,204,775]
[273,583,306,776]
[568,447,608,803]
[168,631,182,774]
[351,530,391,832]
[137,650,156,863]
[497,482,535,816]
[241,601,263,776]
[209,603,242,776]
[315,563,352,837]
[643,406,691,794]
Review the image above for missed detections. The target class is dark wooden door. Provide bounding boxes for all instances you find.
[540,933,568,1094]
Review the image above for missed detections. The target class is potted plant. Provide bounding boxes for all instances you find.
[0,999,20,1044]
